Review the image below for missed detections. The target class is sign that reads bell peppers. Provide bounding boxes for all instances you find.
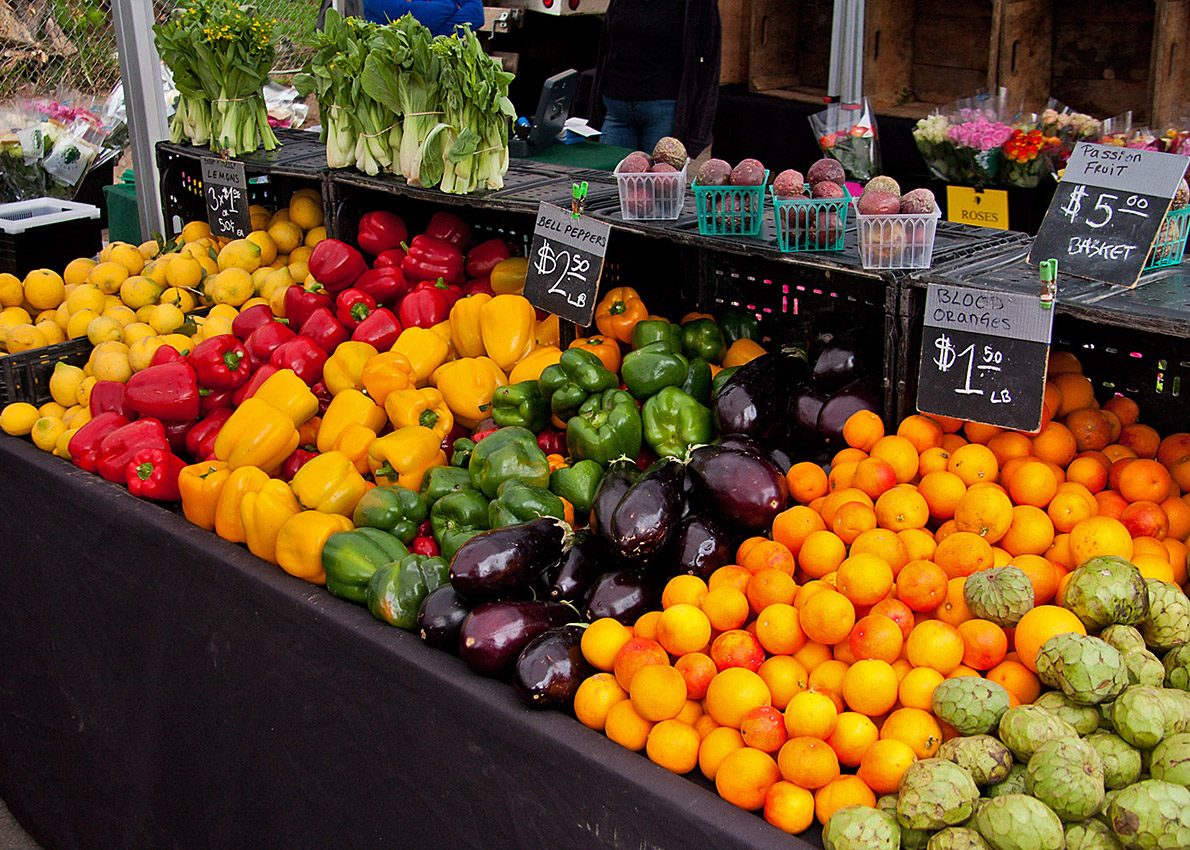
[201,157,251,239]
[525,201,610,327]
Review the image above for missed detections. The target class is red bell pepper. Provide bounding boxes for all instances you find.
[424,211,472,251]
[279,447,319,482]
[150,345,186,367]
[308,238,367,293]
[312,381,333,415]
[269,336,328,386]
[297,307,350,354]
[351,307,402,350]
[460,276,493,297]
[464,238,512,279]
[353,267,408,307]
[472,425,499,443]
[402,235,464,286]
[398,280,458,329]
[185,408,233,460]
[417,518,433,538]
[199,388,236,413]
[96,418,170,483]
[284,283,333,332]
[410,536,440,557]
[126,448,186,501]
[162,418,194,455]
[69,412,130,473]
[245,321,297,368]
[125,362,200,422]
[373,247,407,271]
[233,365,279,407]
[189,334,252,391]
[231,304,278,341]
[89,381,136,420]
[357,211,408,256]
[537,429,567,456]
[335,288,376,331]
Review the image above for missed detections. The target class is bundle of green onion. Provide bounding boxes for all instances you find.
[154,0,280,158]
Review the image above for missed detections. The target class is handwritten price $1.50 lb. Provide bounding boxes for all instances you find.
[523,202,611,327]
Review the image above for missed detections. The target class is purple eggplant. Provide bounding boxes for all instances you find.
[449,517,571,603]
[535,530,613,603]
[714,433,793,474]
[712,349,807,440]
[817,377,881,450]
[583,569,660,625]
[459,600,573,678]
[512,624,595,709]
[811,326,882,396]
[687,444,788,530]
[791,383,827,443]
[591,459,640,543]
[668,514,734,580]
[608,457,686,560]
[417,585,473,653]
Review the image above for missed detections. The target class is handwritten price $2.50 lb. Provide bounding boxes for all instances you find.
[523,202,611,327]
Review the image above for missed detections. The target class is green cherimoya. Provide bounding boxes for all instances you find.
[896,758,980,831]
[1101,624,1147,654]
[1106,779,1190,849]
[1162,642,1190,691]
[927,827,993,850]
[1035,690,1103,735]
[1159,687,1190,736]
[1111,686,1168,750]
[963,566,1034,627]
[822,805,901,850]
[972,794,1065,850]
[1025,736,1106,822]
[998,704,1079,761]
[1065,818,1124,850]
[932,677,1011,736]
[1123,647,1166,688]
[937,735,1014,786]
[1085,731,1143,790]
[1063,555,1150,630]
[1139,580,1190,653]
[1148,732,1190,788]
[1035,633,1129,706]
[984,763,1027,798]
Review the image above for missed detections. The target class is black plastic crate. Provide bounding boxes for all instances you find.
[0,337,92,407]
[0,199,103,278]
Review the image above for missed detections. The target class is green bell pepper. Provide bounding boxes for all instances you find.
[430,488,491,562]
[420,465,476,508]
[549,459,603,518]
[537,348,618,421]
[631,319,683,353]
[490,381,549,432]
[351,485,428,544]
[681,318,727,365]
[621,342,689,400]
[566,389,642,466]
[682,357,713,406]
[719,308,762,346]
[468,426,551,498]
[642,386,713,459]
[712,365,740,398]
[451,437,475,468]
[365,552,450,630]
[321,527,410,605]
[488,479,565,528]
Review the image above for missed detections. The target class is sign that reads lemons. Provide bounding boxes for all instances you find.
[201,158,251,240]
[946,186,1009,230]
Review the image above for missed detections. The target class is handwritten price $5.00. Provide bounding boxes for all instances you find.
[533,241,590,309]
[933,335,1012,404]
[1060,185,1150,229]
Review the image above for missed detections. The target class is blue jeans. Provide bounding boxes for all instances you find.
[600,96,677,153]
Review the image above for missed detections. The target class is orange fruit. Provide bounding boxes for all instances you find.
[943,433,970,453]
[934,577,974,627]
[918,446,952,476]
[799,590,856,646]
[763,781,816,835]
[1103,444,1139,464]
[828,462,860,493]
[880,706,944,759]
[1130,536,1169,561]
[1157,432,1190,468]
[740,705,789,754]
[814,775,877,826]
[777,735,840,790]
[655,603,713,656]
[703,586,751,632]
[898,666,946,711]
[716,747,782,811]
[662,574,710,609]
[1119,423,1161,459]
[1006,460,1059,508]
[843,409,885,452]
[896,559,949,612]
[807,660,850,712]
[820,488,874,526]
[833,447,870,467]
[850,528,910,574]
[827,712,879,767]
[918,470,967,520]
[772,505,827,555]
[1067,454,1110,494]
[841,659,899,716]
[1103,395,1139,426]
[1121,501,1170,540]
[786,462,830,504]
[1133,555,1176,582]
[630,663,689,721]
[613,637,670,690]
[1161,497,1190,540]
[1051,371,1095,416]
[1118,458,1173,504]
[870,435,920,484]
[948,443,999,486]
[934,531,995,579]
[747,569,798,613]
[737,536,769,563]
[1069,516,1134,564]
[674,652,718,700]
[581,618,635,671]
[1047,350,1082,374]
[1000,505,1056,557]
[741,539,797,575]
[573,672,628,731]
[831,501,878,545]
[954,485,1014,542]
[987,658,1042,704]
[709,564,753,594]
[836,553,895,606]
[646,719,701,773]
[1065,407,1112,452]
[963,421,1003,445]
[905,620,965,674]
[710,629,766,673]
[794,581,832,610]
[604,699,655,751]
[849,614,905,663]
[757,655,809,711]
[929,414,965,434]
[853,457,900,499]
[784,690,840,740]
[1014,605,1087,671]
[874,487,930,532]
[705,668,772,728]
[754,601,807,656]
[633,610,662,640]
[698,726,746,781]
[898,415,945,453]
[987,431,1035,466]
[1095,488,1129,520]
[1032,421,1078,467]
[957,618,1008,670]
[899,528,938,563]
[1012,553,1063,605]
[1048,489,1097,534]
[799,531,848,580]
[857,738,918,794]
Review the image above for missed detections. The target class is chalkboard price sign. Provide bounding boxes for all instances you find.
[1029,143,1188,287]
[523,202,611,327]
[201,158,251,240]
[917,282,1055,432]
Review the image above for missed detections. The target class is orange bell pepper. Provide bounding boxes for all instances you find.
[214,465,270,544]
[333,422,377,475]
[391,326,450,386]
[595,286,648,344]
[680,311,715,324]
[490,256,528,295]
[384,387,454,440]
[547,453,567,473]
[535,313,560,348]
[568,336,622,374]
[722,338,767,368]
[480,294,536,372]
[322,341,379,396]
[317,389,386,454]
[449,293,490,358]
[508,345,562,384]
[360,350,415,407]
[275,511,354,585]
[433,356,508,428]
[178,459,231,531]
[297,415,322,449]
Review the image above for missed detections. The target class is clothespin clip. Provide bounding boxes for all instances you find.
[1040,259,1058,309]
[571,181,588,219]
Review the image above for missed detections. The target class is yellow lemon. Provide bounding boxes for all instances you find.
[205,304,238,322]
[268,219,303,254]
[61,406,91,430]
[209,267,254,306]
[119,275,165,310]
[2,305,32,322]
[0,312,25,346]
[104,294,124,310]
[260,267,295,301]
[138,240,162,260]
[304,226,327,248]
[30,416,67,453]
[269,208,291,225]
[103,305,138,327]
[269,284,292,318]
[160,287,198,314]
[87,316,124,345]
[6,323,47,353]
[141,258,169,286]
[63,258,97,287]
[36,320,65,345]
[217,238,263,273]
[67,309,99,339]
[108,243,146,275]
[180,220,212,244]
[157,333,195,357]
[97,242,113,263]
[288,194,324,231]
[251,266,273,294]
[75,375,98,407]
[149,303,185,335]
[122,322,155,347]
[89,261,130,295]
[135,305,157,324]
[268,256,287,270]
[54,302,71,331]
[23,269,65,310]
[240,296,269,311]
[127,337,162,372]
[289,246,314,267]
[291,187,322,203]
[288,260,310,282]
[49,362,86,407]
[66,284,106,315]
[0,402,40,435]
[165,254,204,290]
[0,272,22,307]
[91,349,132,383]
[38,400,67,419]
[55,426,78,459]
[35,308,57,324]
[203,316,234,339]
[246,230,278,266]
[196,254,219,280]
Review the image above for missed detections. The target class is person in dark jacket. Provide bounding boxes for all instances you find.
[320,0,484,38]
[590,0,721,157]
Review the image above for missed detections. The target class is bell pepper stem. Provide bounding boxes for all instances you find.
[137,462,154,481]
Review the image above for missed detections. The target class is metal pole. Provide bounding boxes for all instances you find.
[827,0,846,102]
[845,0,865,105]
[111,0,168,239]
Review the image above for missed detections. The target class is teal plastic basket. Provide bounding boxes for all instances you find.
[771,188,852,252]
[1144,206,1190,271]
[693,170,769,237]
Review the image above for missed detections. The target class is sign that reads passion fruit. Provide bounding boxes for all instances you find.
[201,158,251,239]
[917,282,1054,431]
[525,201,610,326]
[1029,143,1188,287]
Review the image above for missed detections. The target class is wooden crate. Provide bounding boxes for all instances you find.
[746,0,835,104]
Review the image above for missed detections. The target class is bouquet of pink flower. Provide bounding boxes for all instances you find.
[1038,100,1100,173]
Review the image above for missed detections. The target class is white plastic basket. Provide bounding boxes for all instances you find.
[615,161,688,221]
[0,198,100,234]
[854,204,942,270]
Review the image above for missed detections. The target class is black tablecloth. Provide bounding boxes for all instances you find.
[0,435,820,850]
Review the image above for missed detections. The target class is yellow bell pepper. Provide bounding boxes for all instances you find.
[384,387,454,440]
[252,368,319,427]
[178,459,231,531]
[240,478,303,564]
[449,293,490,358]
[508,345,562,384]
[316,388,386,454]
[535,314,560,348]
[360,350,415,407]
[333,422,377,475]
[322,340,379,396]
[290,450,368,516]
[480,294,536,372]
[432,356,508,428]
[275,511,354,585]
[722,338,766,368]
[297,415,322,450]
[430,320,458,362]
[214,465,270,544]
[491,256,528,295]
[213,397,300,474]
[391,327,450,386]
[368,426,447,492]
